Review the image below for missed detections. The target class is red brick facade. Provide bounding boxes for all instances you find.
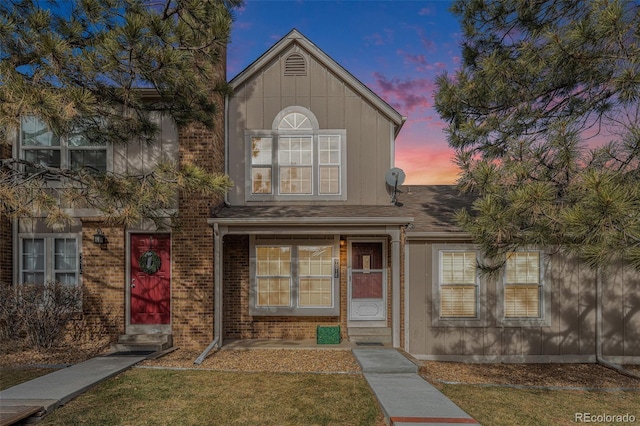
[222,235,344,340]
[221,235,396,342]
[171,52,227,349]
[80,221,127,338]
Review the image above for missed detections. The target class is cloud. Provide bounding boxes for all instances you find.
[396,50,450,73]
[364,29,394,46]
[372,73,437,114]
[418,7,433,16]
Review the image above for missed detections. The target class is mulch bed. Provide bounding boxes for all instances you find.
[420,361,640,389]
[141,348,362,373]
[2,340,639,389]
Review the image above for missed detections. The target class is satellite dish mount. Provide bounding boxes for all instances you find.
[385,167,406,206]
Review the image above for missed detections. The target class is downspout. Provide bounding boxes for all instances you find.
[594,266,640,379]
[390,228,401,348]
[194,222,223,365]
[224,95,230,205]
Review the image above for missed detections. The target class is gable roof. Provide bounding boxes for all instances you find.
[229,29,406,134]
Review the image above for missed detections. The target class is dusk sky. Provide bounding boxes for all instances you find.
[227,0,462,185]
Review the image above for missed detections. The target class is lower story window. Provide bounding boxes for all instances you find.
[439,251,478,318]
[20,236,79,285]
[251,238,339,316]
[504,251,541,318]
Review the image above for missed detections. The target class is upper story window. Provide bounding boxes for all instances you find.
[20,117,108,174]
[247,107,347,201]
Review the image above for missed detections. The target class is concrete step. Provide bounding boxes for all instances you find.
[348,327,392,344]
[111,334,172,353]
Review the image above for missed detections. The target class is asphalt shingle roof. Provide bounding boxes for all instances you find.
[212,185,474,234]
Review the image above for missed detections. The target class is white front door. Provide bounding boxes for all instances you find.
[349,241,386,321]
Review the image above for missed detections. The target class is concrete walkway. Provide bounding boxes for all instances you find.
[352,348,479,426]
[1,347,478,426]
[0,355,146,425]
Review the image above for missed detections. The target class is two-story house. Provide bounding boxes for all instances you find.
[3,29,638,364]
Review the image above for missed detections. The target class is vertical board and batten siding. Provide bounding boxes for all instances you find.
[112,112,179,176]
[227,45,395,206]
[406,240,640,362]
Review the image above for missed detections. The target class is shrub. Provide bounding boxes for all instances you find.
[0,285,21,340]
[3,283,83,349]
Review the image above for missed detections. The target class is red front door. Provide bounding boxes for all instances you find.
[130,234,171,325]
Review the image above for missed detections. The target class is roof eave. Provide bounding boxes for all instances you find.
[209,216,414,227]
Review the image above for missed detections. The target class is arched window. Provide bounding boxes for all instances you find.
[247,107,346,200]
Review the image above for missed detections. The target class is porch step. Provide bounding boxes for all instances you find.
[111,334,173,353]
[348,327,392,345]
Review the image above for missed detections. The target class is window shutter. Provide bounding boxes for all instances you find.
[284,53,307,76]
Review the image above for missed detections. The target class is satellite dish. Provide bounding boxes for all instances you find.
[385,167,406,187]
[385,167,405,206]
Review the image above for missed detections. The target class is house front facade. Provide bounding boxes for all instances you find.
[2,29,638,364]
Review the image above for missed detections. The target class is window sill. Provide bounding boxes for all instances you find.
[246,193,347,202]
[249,306,339,317]
[432,318,487,328]
[500,318,550,327]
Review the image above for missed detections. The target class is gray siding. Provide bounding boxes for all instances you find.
[113,112,179,176]
[406,240,640,363]
[227,44,396,206]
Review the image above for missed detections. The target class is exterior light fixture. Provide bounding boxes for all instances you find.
[93,229,107,246]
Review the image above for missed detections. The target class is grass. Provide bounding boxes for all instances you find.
[437,383,640,426]
[0,367,56,391]
[41,369,385,426]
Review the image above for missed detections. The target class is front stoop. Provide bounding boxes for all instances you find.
[348,327,392,345]
[110,334,173,353]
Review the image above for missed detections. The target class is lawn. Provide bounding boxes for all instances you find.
[41,368,385,426]
[438,383,640,426]
[0,367,56,391]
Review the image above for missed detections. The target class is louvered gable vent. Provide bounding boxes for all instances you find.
[284,53,307,76]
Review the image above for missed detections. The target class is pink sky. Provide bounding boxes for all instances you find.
[228,1,463,186]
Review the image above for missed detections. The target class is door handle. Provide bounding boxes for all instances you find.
[131,278,136,288]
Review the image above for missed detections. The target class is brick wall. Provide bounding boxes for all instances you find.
[171,48,227,349]
[80,221,126,340]
[220,235,398,342]
[222,235,344,340]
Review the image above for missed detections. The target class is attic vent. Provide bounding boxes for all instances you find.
[284,53,306,76]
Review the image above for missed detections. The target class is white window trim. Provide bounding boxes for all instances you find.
[18,116,112,176]
[18,233,82,286]
[431,244,487,327]
[249,236,340,316]
[497,250,551,327]
[245,106,347,201]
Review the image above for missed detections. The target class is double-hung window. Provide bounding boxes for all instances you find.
[20,236,80,285]
[439,250,478,318]
[504,252,542,318]
[247,108,346,200]
[251,238,339,316]
[20,117,108,174]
